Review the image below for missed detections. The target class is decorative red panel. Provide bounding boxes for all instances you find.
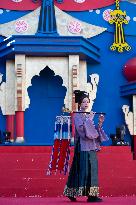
[0,0,117,11]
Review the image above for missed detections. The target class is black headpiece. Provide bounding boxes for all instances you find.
[74,90,89,104]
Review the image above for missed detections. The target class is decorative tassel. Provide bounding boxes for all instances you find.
[109,0,131,52]
[47,115,72,175]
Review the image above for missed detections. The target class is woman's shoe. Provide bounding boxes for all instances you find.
[87,196,102,202]
[68,196,77,202]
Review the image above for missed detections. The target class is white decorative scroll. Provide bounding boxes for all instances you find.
[0,6,107,38]
[122,105,134,135]
[77,63,99,111]
[86,74,99,111]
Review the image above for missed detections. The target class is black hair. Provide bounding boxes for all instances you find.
[78,95,90,105]
[74,90,89,105]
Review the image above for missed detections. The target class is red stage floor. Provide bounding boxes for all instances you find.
[0,146,136,197]
[0,197,136,205]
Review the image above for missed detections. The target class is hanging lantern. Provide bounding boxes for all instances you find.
[123,57,136,82]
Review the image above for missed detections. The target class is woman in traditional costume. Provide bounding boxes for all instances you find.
[63,90,108,202]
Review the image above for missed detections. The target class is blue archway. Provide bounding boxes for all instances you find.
[25,67,66,145]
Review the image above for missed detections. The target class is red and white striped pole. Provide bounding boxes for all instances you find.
[15,111,24,143]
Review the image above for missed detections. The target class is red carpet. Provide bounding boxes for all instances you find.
[0,146,136,197]
[0,197,135,205]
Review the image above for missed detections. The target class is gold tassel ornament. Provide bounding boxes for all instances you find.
[109,0,131,52]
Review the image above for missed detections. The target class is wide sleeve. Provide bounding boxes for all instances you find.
[96,126,109,142]
[83,119,99,140]
[74,114,86,139]
[74,113,99,140]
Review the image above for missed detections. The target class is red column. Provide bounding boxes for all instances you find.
[15,111,24,143]
[6,115,15,142]
[134,135,136,160]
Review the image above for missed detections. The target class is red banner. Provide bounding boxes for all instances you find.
[0,0,41,11]
[0,0,117,11]
[47,139,71,174]
[55,0,116,11]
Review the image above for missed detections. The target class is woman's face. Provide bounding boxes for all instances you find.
[80,97,90,111]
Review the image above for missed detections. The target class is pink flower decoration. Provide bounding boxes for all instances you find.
[103,9,113,22]
[15,20,28,33]
[68,21,82,34]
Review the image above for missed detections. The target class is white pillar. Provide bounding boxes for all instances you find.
[68,55,79,111]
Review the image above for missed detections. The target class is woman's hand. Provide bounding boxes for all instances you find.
[89,111,95,120]
[98,114,105,127]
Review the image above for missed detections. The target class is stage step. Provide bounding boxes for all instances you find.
[0,146,135,197]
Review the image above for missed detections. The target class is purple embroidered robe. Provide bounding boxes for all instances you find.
[74,113,108,151]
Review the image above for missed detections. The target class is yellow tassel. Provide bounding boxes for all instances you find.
[108,0,131,52]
